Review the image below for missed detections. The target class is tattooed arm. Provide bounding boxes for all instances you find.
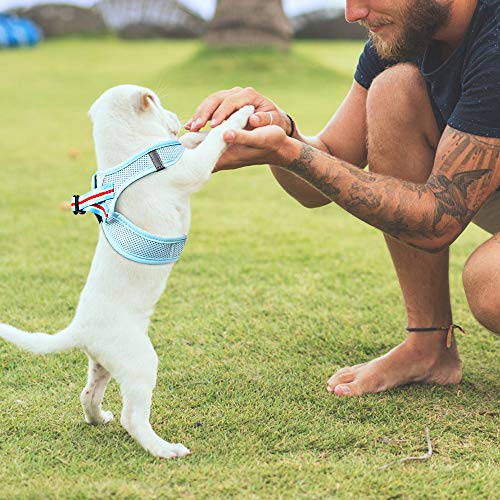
[279,127,500,251]
[270,81,369,208]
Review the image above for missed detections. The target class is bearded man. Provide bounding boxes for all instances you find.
[186,0,500,396]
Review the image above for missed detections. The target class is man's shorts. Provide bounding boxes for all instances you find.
[472,189,500,234]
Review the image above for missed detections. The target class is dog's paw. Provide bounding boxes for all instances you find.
[179,131,209,149]
[101,410,114,424]
[84,409,114,426]
[227,105,255,129]
[150,441,191,459]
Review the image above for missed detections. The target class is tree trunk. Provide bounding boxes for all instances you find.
[205,0,292,50]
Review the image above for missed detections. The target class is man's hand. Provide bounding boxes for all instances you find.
[214,125,293,172]
[185,86,292,135]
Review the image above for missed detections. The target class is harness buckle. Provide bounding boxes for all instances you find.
[72,194,85,215]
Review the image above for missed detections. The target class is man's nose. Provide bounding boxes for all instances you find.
[345,1,370,23]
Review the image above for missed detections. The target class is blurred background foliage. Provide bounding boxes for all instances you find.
[1,0,366,48]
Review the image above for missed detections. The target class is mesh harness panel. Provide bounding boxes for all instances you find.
[71,140,187,265]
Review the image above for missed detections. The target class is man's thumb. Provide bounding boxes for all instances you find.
[223,129,258,146]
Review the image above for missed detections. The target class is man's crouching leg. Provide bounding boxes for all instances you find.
[463,233,500,334]
[327,64,462,397]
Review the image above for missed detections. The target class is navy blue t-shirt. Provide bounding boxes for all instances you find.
[354,0,500,139]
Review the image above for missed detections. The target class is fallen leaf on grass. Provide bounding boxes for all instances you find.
[68,148,81,160]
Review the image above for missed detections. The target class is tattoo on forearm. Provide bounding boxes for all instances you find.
[287,145,341,198]
[400,181,427,199]
[346,184,382,210]
[285,129,500,248]
[429,130,499,231]
[427,169,491,230]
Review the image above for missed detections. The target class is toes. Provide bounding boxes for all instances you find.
[101,410,114,423]
[331,371,386,397]
[333,367,351,376]
[333,382,360,397]
[84,410,114,425]
[153,442,191,459]
[326,368,356,392]
[157,448,178,459]
[173,443,191,457]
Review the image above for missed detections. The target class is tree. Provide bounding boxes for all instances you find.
[204,0,292,50]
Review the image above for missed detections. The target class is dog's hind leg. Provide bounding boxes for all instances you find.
[116,338,190,459]
[80,356,114,425]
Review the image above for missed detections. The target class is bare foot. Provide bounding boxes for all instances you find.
[327,333,462,396]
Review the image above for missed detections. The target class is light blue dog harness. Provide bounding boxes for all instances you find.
[71,140,187,265]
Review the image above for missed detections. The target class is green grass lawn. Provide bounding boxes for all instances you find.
[0,38,498,498]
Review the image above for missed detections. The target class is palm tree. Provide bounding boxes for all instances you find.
[205,0,292,50]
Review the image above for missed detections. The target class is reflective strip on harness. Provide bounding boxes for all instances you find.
[71,140,187,265]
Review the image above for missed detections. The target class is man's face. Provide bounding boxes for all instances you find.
[346,0,450,61]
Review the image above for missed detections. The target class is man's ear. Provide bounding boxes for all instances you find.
[135,91,154,112]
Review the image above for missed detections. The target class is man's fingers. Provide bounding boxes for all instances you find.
[211,89,259,127]
[187,87,280,132]
[223,129,261,147]
[248,111,281,129]
[186,95,224,130]
[186,88,242,130]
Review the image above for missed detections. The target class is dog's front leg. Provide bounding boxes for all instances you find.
[179,131,209,149]
[172,105,254,191]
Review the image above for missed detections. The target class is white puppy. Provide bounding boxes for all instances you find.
[0,84,254,458]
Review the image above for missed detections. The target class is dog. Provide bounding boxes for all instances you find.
[0,84,254,458]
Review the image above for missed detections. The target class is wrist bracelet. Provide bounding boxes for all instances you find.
[286,113,296,137]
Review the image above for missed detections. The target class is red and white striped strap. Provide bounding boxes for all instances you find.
[71,184,114,217]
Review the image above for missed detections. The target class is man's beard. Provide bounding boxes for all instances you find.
[360,0,450,61]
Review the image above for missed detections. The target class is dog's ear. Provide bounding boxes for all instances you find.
[88,99,99,122]
[135,90,154,112]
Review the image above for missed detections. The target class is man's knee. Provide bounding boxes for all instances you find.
[366,63,440,180]
[367,63,428,120]
[463,237,500,334]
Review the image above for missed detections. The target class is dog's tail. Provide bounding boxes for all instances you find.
[0,324,77,355]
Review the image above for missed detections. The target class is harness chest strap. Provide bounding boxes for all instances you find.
[71,140,187,265]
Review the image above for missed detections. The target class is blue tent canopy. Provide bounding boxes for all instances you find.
[0,14,42,48]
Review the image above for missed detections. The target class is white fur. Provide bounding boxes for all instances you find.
[0,84,254,459]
